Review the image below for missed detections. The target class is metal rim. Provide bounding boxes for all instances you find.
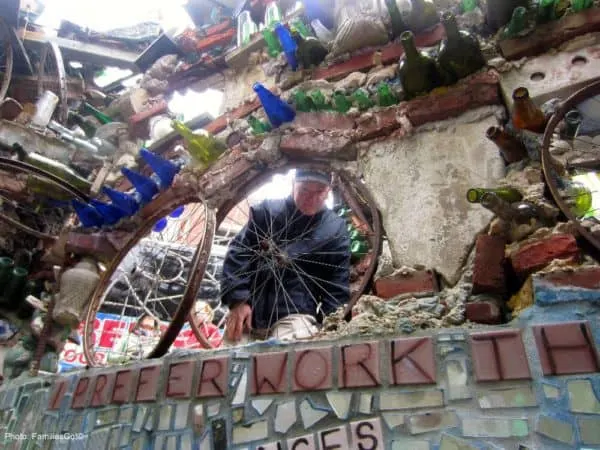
[541,79,600,253]
[188,161,383,349]
[0,18,13,103]
[38,41,68,124]
[0,157,89,240]
[82,193,215,366]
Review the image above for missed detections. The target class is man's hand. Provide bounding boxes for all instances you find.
[225,303,252,342]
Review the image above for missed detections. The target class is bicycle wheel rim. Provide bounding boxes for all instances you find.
[37,41,68,124]
[82,192,215,366]
[189,161,382,349]
[0,18,13,103]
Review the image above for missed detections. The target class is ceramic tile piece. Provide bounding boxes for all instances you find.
[257,443,284,450]
[251,352,288,395]
[359,394,372,414]
[382,413,405,430]
[111,369,135,404]
[193,404,204,435]
[158,404,172,431]
[232,369,248,406]
[389,337,436,385]
[174,402,190,429]
[252,399,273,415]
[300,399,328,429]
[132,406,147,432]
[439,434,478,450]
[469,330,531,381]
[232,420,268,444]
[445,359,470,401]
[532,321,600,376]
[318,426,349,450]
[145,408,155,431]
[119,406,135,424]
[462,418,529,438]
[292,347,333,392]
[536,415,574,445]
[578,416,600,445]
[120,426,131,446]
[197,356,229,398]
[135,365,161,402]
[339,342,381,388]
[180,433,193,450]
[198,432,211,450]
[232,408,244,424]
[206,402,220,417]
[567,379,600,413]
[95,407,118,427]
[274,400,296,434]
[326,392,352,419]
[153,434,165,450]
[108,426,121,449]
[350,418,384,449]
[287,433,316,450]
[391,440,430,450]
[86,428,111,450]
[477,386,537,408]
[379,390,444,410]
[89,373,115,407]
[408,411,459,435]
[165,361,194,399]
[542,384,560,400]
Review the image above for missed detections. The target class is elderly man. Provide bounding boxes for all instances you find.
[220,169,351,344]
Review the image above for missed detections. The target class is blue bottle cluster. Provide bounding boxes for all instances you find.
[72,149,181,229]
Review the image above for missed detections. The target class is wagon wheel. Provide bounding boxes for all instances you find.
[82,191,215,367]
[37,41,68,124]
[0,157,89,241]
[0,18,14,103]
[188,162,382,349]
[541,79,600,255]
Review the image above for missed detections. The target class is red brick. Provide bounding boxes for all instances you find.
[510,233,580,277]
[536,266,600,289]
[251,352,288,395]
[374,269,438,299]
[389,337,436,385]
[472,235,507,295]
[292,347,333,392]
[280,131,357,160]
[356,107,404,140]
[470,330,531,381]
[499,8,600,60]
[135,365,161,402]
[465,301,502,325]
[197,356,229,398]
[313,24,446,81]
[339,342,381,388]
[89,373,115,407]
[128,100,168,139]
[165,361,195,398]
[532,321,600,376]
[404,71,501,127]
[293,112,356,131]
[204,99,262,135]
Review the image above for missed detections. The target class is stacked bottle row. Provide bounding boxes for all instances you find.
[398,12,485,99]
[0,253,41,319]
[337,207,369,262]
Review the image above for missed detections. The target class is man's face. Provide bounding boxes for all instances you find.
[293,180,330,216]
[138,317,156,333]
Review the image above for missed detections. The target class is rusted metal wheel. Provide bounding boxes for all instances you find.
[82,192,215,367]
[37,41,68,124]
[541,79,600,254]
[188,161,383,350]
[0,157,89,241]
[0,18,13,103]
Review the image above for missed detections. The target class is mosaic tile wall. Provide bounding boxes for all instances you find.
[0,297,599,450]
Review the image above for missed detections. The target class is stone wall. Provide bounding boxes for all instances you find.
[0,285,599,450]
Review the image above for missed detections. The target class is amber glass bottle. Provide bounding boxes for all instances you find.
[511,87,547,133]
[398,31,443,99]
[486,126,528,163]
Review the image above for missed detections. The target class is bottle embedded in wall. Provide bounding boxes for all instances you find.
[398,31,443,99]
[406,0,439,33]
[511,87,547,133]
[466,187,523,204]
[237,11,257,47]
[437,12,486,85]
[486,0,528,31]
[384,0,408,38]
[486,126,528,164]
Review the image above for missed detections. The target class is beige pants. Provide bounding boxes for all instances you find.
[223,314,319,347]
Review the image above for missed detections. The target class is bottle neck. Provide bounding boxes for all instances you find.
[442,14,460,40]
[401,33,419,58]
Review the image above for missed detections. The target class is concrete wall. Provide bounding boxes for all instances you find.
[1,280,599,450]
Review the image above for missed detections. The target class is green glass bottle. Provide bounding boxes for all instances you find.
[438,12,486,84]
[2,267,28,310]
[309,90,330,111]
[172,120,226,167]
[293,31,328,69]
[351,240,369,262]
[407,0,440,32]
[563,110,582,140]
[291,18,312,38]
[385,0,409,38]
[0,257,14,290]
[248,116,272,135]
[68,111,97,138]
[466,187,523,204]
[352,89,375,111]
[563,181,593,218]
[263,28,283,58]
[462,0,478,12]
[503,6,528,38]
[572,0,593,11]
[333,92,352,113]
[377,83,399,107]
[81,102,114,125]
[398,31,443,99]
[294,91,316,112]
